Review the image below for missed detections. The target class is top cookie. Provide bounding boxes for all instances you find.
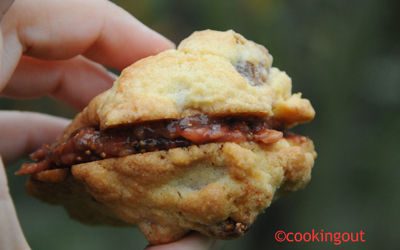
[88,30,314,129]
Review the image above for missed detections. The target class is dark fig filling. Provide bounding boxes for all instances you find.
[17,114,284,175]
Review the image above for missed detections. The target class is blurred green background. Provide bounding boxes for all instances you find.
[2,0,400,249]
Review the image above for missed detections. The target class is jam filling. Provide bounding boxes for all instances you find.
[17,114,284,175]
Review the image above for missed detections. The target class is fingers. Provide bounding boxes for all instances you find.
[82,1,175,70]
[1,0,174,105]
[2,56,115,109]
[5,0,174,69]
[0,0,14,20]
[0,157,30,250]
[0,111,69,164]
[145,233,217,250]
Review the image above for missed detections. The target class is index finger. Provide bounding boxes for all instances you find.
[3,0,174,70]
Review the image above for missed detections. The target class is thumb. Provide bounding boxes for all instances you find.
[145,232,218,250]
[0,157,30,250]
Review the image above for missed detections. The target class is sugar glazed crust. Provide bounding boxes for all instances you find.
[24,30,317,245]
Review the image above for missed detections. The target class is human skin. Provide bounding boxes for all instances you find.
[0,0,216,249]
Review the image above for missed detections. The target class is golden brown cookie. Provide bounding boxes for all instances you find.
[20,30,317,245]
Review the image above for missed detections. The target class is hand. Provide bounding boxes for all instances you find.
[0,0,216,249]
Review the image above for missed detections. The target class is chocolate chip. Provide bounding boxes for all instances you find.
[235,61,268,86]
[218,217,249,237]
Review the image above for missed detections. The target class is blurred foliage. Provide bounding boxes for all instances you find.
[1,0,399,249]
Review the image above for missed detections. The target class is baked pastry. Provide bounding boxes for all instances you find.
[18,30,317,244]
